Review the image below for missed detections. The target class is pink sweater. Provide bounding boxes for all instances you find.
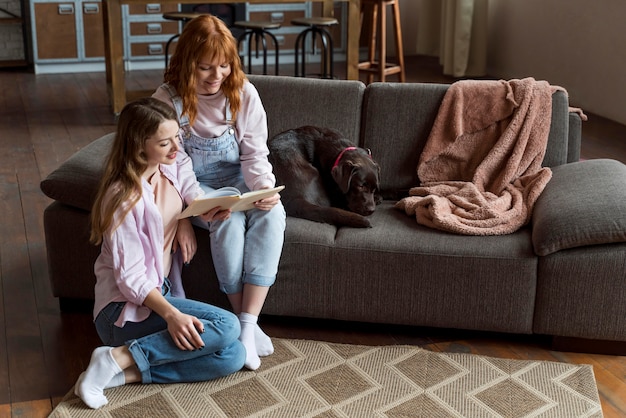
[152,81,276,191]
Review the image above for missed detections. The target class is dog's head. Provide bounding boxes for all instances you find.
[331,149,381,216]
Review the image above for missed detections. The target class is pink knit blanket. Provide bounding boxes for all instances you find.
[396,78,556,235]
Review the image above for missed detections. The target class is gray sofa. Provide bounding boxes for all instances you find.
[41,75,626,347]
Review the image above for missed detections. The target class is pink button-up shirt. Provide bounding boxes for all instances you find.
[92,162,200,327]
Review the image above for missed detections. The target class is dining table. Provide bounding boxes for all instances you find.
[101,0,361,113]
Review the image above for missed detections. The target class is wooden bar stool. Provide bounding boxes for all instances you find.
[163,12,206,68]
[234,21,281,75]
[292,16,338,79]
[358,0,405,84]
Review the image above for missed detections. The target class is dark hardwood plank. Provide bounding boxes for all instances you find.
[0,70,27,113]
[0,176,49,404]
[8,399,52,417]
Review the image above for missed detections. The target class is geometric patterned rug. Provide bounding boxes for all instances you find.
[49,338,603,417]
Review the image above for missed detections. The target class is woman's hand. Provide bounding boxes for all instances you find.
[198,206,232,223]
[143,289,205,350]
[173,218,197,264]
[164,309,206,351]
[254,192,281,211]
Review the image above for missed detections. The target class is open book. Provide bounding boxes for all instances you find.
[177,185,285,219]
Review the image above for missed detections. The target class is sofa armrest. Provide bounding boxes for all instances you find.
[567,112,582,163]
[40,133,114,211]
[532,159,626,256]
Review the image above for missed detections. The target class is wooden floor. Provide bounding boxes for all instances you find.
[0,56,625,417]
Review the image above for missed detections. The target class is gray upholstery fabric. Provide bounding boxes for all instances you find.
[40,133,113,211]
[542,90,569,167]
[567,112,582,163]
[328,202,537,333]
[535,243,626,340]
[532,159,626,256]
[43,201,98,299]
[360,82,447,198]
[247,75,365,142]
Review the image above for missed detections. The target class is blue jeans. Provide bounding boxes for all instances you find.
[187,127,286,294]
[94,293,245,384]
[198,196,286,294]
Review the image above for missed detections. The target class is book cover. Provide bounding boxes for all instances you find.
[177,185,285,219]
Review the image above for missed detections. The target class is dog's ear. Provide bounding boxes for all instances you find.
[331,161,357,194]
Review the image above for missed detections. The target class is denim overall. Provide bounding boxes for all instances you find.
[164,85,285,294]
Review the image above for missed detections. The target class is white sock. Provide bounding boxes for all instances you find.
[75,371,125,393]
[107,372,126,388]
[238,313,261,370]
[255,324,274,357]
[75,346,123,409]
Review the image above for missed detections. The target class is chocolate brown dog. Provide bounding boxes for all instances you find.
[268,125,381,228]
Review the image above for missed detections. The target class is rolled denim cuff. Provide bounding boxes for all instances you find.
[127,339,153,384]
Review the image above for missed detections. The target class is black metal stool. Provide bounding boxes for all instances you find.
[292,16,338,79]
[162,12,206,68]
[234,20,281,75]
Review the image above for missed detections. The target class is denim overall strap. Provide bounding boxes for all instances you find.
[161,83,192,140]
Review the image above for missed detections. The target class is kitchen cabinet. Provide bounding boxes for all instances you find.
[31,0,105,71]
[122,2,179,69]
[30,0,177,73]
[29,1,346,73]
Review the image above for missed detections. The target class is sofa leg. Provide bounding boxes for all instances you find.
[551,335,626,356]
[59,297,94,313]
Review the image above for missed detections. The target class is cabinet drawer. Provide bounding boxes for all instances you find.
[239,33,298,52]
[249,10,305,28]
[273,33,298,50]
[130,42,167,58]
[129,21,179,36]
[127,3,178,16]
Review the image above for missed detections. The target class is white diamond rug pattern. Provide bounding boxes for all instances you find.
[49,338,603,417]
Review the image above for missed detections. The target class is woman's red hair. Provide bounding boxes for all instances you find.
[164,14,246,125]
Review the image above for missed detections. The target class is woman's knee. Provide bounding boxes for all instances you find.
[198,309,241,341]
[220,341,246,375]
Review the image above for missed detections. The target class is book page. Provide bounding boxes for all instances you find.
[177,185,285,219]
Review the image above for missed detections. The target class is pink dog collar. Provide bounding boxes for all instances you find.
[332,147,357,169]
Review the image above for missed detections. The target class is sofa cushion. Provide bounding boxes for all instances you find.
[247,75,365,142]
[532,159,626,256]
[360,82,447,197]
[40,133,113,211]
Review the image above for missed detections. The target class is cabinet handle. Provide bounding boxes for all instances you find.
[58,4,75,15]
[148,44,164,55]
[83,3,100,14]
[146,23,162,34]
[145,4,161,13]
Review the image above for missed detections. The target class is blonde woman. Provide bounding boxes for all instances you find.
[75,98,245,409]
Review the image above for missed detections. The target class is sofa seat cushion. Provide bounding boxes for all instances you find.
[40,133,113,211]
[275,202,538,334]
[532,159,626,256]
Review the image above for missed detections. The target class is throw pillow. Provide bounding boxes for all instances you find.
[532,158,626,256]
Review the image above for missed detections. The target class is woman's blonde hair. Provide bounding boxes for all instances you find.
[90,97,178,245]
[164,14,246,125]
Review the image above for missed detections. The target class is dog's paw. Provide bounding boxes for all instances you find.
[351,216,372,228]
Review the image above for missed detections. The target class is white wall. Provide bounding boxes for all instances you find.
[488,0,626,125]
